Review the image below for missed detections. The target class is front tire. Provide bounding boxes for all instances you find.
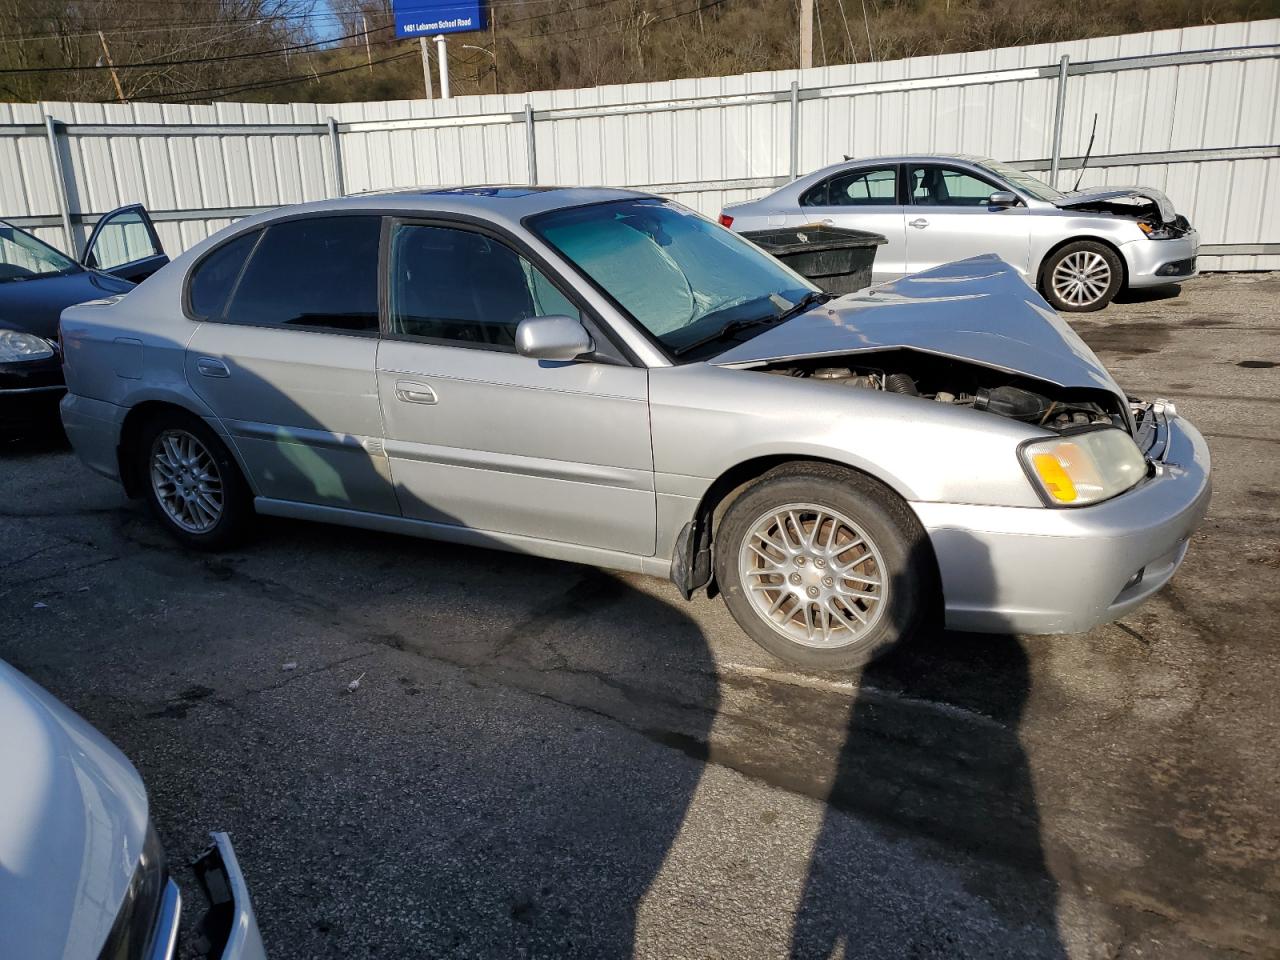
[715,463,932,671]
[1040,240,1123,312]
[137,410,252,550]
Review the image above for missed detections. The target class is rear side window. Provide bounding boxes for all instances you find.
[188,230,259,319]
[802,166,897,207]
[223,216,381,333]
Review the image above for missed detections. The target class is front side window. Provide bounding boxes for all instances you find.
[909,166,1001,207]
[0,223,78,282]
[530,199,816,357]
[223,216,381,332]
[388,224,579,349]
[805,166,897,207]
[86,209,159,270]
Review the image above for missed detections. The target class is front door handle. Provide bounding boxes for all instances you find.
[909,218,929,229]
[195,357,230,378]
[395,380,437,405]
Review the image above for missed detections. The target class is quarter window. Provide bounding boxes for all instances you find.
[908,166,1000,207]
[187,230,259,320]
[223,216,381,332]
[803,166,897,207]
[387,223,579,349]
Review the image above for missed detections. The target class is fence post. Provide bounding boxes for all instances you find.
[525,103,538,185]
[789,80,800,181]
[43,115,76,256]
[327,117,345,197]
[1049,54,1070,188]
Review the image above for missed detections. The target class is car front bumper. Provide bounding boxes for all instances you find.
[913,402,1210,635]
[1123,230,1200,288]
[188,832,268,960]
[1,355,65,430]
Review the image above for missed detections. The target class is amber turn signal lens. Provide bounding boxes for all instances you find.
[1031,452,1078,502]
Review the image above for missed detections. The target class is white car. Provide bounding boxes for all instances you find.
[720,154,1199,311]
[0,659,265,960]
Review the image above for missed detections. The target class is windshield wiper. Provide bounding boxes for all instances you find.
[671,291,828,357]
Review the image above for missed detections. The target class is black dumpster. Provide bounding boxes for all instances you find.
[741,225,887,295]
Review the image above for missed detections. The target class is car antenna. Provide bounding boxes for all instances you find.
[1072,113,1098,192]
[843,154,852,161]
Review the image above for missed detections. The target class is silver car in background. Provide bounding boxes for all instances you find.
[720,154,1199,312]
[0,659,264,960]
[59,188,1209,670]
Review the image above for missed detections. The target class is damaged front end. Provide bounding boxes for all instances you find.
[1056,186,1192,239]
[756,350,1128,434]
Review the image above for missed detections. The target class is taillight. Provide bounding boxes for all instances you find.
[718,213,734,228]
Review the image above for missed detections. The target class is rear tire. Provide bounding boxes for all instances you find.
[715,463,932,671]
[137,409,252,551]
[1040,240,1123,312]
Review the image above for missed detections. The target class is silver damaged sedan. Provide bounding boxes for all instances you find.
[59,188,1210,670]
[720,154,1200,312]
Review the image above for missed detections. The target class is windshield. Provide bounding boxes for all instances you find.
[976,159,1066,203]
[0,223,79,283]
[529,199,818,356]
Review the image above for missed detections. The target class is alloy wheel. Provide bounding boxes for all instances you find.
[149,428,224,534]
[1051,249,1111,307]
[737,502,888,649]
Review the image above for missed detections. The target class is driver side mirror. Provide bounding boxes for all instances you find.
[987,191,1018,208]
[515,315,594,361]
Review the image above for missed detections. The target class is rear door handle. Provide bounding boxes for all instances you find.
[196,357,230,378]
[395,380,437,404]
[909,218,929,229]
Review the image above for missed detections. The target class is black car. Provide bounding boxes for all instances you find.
[1,204,168,431]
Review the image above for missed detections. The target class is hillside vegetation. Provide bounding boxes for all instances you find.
[0,0,1273,105]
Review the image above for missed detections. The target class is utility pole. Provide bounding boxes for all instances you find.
[97,31,126,103]
[435,34,450,99]
[419,35,434,98]
[361,15,373,73]
[799,0,814,70]
[490,6,499,94]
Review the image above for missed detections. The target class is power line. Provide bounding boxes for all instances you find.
[163,48,419,103]
[0,22,380,74]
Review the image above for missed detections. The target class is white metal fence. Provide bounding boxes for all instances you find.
[2,18,1277,271]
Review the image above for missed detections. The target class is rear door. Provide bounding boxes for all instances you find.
[82,204,168,282]
[789,164,907,278]
[184,214,399,515]
[375,219,655,556]
[903,164,1032,275]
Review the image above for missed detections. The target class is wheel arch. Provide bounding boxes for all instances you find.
[1035,234,1129,292]
[116,397,230,498]
[668,453,931,600]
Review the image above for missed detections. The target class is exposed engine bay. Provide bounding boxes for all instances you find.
[761,350,1132,434]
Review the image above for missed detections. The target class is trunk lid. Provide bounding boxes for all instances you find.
[711,254,1126,404]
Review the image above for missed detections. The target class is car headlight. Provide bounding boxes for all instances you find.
[1021,428,1148,507]
[0,329,55,362]
[96,822,169,960]
[1137,221,1181,240]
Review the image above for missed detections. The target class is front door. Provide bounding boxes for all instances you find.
[184,214,399,515]
[790,163,907,279]
[903,164,1032,275]
[82,204,168,282]
[376,220,655,556]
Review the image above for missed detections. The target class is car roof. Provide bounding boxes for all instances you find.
[229,185,654,233]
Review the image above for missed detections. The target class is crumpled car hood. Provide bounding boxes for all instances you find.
[0,659,148,960]
[711,255,1125,402]
[1055,185,1176,222]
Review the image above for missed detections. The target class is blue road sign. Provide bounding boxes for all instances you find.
[392,1,485,37]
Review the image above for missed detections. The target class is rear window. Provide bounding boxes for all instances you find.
[187,230,259,319]
[222,216,381,333]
